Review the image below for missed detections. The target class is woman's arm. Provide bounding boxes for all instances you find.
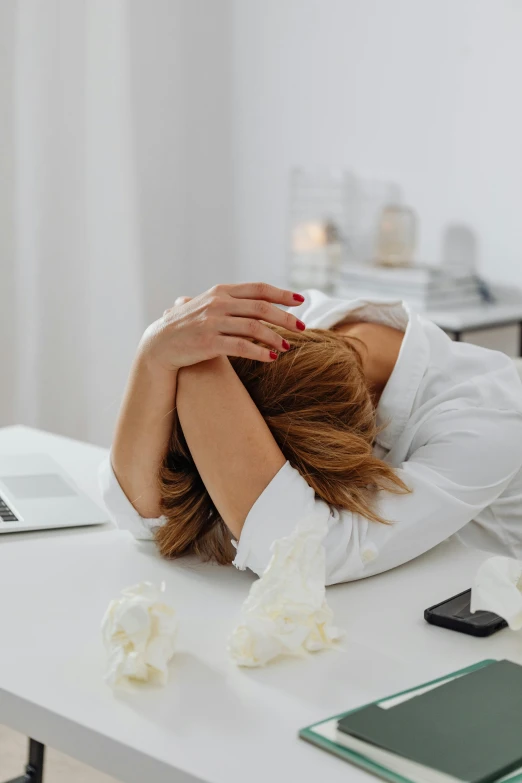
[229,407,522,584]
[111,351,178,518]
[176,357,286,539]
[110,283,304,522]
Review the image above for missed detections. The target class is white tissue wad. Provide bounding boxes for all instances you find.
[101,581,177,687]
[228,516,342,667]
[471,556,522,631]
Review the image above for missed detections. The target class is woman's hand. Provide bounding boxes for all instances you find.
[139,282,306,371]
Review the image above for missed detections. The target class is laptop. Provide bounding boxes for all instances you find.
[0,454,108,533]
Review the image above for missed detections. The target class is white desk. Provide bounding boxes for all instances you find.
[423,301,522,355]
[1,425,521,783]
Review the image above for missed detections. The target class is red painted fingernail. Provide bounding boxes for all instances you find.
[269,350,278,360]
[282,339,290,351]
[293,293,305,302]
[296,319,306,331]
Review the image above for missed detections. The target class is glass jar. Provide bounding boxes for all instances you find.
[287,169,353,293]
[375,204,417,267]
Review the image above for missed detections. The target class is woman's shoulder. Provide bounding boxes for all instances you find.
[421,319,522,411]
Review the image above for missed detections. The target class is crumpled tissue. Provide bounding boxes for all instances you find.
[471,556,522,631]
[228,516,342,667]
[101,581,177,687]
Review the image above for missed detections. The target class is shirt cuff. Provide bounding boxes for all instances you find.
[98,454,167,541]
[232,460,318,575]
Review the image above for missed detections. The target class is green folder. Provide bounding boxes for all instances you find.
[299,660,522,783]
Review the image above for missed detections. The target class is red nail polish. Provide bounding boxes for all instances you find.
[296,319,306,331]
[269,350,278,360]
[282,339,290,351]
[293,293,305,302]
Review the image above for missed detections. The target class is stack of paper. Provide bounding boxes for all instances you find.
[336,264,485,311]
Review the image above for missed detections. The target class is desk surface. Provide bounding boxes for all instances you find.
[423,300,522,332]
[1,425,521,783]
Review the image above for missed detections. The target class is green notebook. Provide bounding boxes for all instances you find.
[299,660,522,783]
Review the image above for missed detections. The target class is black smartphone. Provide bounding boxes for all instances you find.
[424,588,507,637]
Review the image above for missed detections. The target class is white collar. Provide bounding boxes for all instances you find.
[374,307,430,449]
[307,296,430,451]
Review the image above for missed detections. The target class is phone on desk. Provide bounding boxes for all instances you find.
[424,588,507,637]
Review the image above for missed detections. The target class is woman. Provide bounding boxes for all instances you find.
[101,282,522,585]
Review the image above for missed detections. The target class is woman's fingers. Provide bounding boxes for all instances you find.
[216,282,304,308]
[219,317,291,353]
[226,297,306,333]
[216,336,280,363]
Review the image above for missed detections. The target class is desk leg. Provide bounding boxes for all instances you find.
[4,738,45,783]
[519,321,522,358]
[453,331,462,342]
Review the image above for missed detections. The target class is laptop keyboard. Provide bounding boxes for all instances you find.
[0,496,18,522]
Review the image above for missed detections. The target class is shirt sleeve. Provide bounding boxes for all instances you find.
[98,455,168,540]
[233,408,522,585]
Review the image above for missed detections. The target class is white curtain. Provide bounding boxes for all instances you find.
[1,0,234,447]
[11,0,144,446]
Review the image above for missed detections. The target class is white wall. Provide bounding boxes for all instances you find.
[232,0,522,293]
[128,0,234,322]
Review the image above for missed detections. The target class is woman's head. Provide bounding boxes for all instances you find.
[156,327,408,563]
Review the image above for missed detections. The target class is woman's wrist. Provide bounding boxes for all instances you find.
[136,324,181,375]
[178,354,229,377]
[134,343,179,387]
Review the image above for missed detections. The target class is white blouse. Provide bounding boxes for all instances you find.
[99,291,522,586]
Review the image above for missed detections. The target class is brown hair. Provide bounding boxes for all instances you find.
[156,327,409,564]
